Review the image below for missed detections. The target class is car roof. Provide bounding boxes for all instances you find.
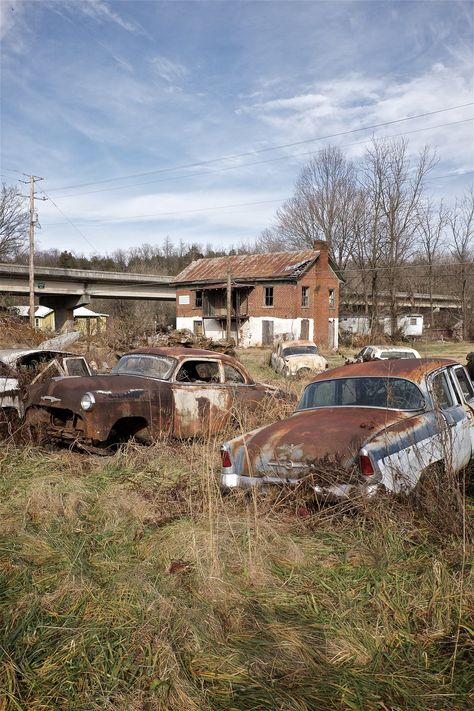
[125,346,241,365]
[364,345,418,352]
[311,357,459,383]
[0,348,75,365]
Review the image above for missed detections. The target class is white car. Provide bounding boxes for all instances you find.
[351,345,421,363]
[0,348,92,420]
[270,340,328,378]
[220,358,474,501]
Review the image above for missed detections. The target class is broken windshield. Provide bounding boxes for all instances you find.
[297,376,425,411]
[112,354,177,380]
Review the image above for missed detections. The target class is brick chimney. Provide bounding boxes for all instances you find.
[313,239,328,269]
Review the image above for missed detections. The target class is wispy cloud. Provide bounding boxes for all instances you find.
[75,0,142,34]
[150,55,188,83]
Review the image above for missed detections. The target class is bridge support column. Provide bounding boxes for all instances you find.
[39,294,90,330]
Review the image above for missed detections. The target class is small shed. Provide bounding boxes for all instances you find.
[73,307,108,335]
[11,305,55,331]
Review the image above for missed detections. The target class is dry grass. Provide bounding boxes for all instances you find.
[1,341,473,710]
[0,434,473,711]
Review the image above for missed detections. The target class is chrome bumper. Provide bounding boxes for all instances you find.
[220,471,380,500]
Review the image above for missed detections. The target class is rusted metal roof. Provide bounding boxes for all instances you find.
[312,358,457,384]
[127,346,241,364]
[172,250,319,284]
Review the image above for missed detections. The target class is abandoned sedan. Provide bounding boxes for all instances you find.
[220,358,474,500]
[25,347,283,448]
[270,340,328,378]
[1,349,92,421]
[350,345,421,363]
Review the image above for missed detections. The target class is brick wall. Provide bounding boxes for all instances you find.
[175,241,340,347]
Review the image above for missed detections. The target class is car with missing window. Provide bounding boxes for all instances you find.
[270,340,328,378]
[348,345,421,364]
[220,358,474,501]
[0,349,92,426]
[24,347,285,451]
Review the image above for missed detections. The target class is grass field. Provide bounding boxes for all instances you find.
[1,343,473,710]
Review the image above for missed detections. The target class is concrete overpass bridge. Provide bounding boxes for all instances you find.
[0,263,176,327]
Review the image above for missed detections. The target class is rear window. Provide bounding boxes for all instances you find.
[112,355,176,380]
[298,376,425,411]
[282,346,318,356]
[379,350,417,359]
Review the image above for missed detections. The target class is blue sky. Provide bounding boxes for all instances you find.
[1,0,473,256]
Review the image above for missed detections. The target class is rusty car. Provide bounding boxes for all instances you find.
[270,340,328,378]
[0,348,92,425]
[24,347,285,449]
[220,358,474,500]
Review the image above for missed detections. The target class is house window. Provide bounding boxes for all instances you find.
[328,289,335,309]
[195,290,203,308]
[301,286,309,308]
[264,287,274,307]
[410,317,417,326]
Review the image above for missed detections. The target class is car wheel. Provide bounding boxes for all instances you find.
[24,407,49,446]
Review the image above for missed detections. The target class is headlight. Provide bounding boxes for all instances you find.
[80,392,96,411]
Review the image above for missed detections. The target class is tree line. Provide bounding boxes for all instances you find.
[1,137,473,338]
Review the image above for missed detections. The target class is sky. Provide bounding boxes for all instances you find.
[1,0,473,257]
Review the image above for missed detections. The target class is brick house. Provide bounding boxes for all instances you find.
[172,241,341,348]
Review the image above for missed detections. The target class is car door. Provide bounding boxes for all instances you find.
[429,369,472,473]
[172,358,233,437]
[0,361,21,415]
[448,365,474,458]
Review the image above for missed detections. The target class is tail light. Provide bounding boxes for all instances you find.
[221,447,232,468]
[359,449,375,476]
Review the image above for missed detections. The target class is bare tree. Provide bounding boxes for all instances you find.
[0,184,29,261]
[258,146,360,270]
[449,188,474,340]
[416,198,448,328]
[359,139,437,336]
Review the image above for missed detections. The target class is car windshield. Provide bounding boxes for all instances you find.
[282,346,318,356]
[112,354,176,380]
[297,376,425,411]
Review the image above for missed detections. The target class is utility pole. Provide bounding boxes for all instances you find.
[226,271,232,341]
[22,175,44,328]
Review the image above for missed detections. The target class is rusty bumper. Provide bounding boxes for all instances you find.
[220,471,380,501]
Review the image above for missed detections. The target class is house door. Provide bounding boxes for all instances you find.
[300,319,310,340]
[328,319,336,349]
[262,320,274,345]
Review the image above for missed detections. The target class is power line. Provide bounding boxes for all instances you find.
[40,197,289,226]
[48,116,474,201]
[40,167,473,228]
[40,190,98,251]
[47,102,474,193]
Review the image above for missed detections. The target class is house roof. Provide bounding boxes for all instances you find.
[73,306,109,318]
[172,250,320,284]
[12,305,54,318]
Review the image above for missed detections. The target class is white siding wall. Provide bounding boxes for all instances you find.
[176,316,316,347]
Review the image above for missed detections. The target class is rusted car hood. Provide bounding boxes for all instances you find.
[28,374,149,408]
[234,407,415,468]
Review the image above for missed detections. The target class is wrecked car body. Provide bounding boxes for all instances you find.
[0,349,92,421]
[220,358,474,501]
[347,345,421,364]
[24,347,285,448]
[270,340,328,378]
